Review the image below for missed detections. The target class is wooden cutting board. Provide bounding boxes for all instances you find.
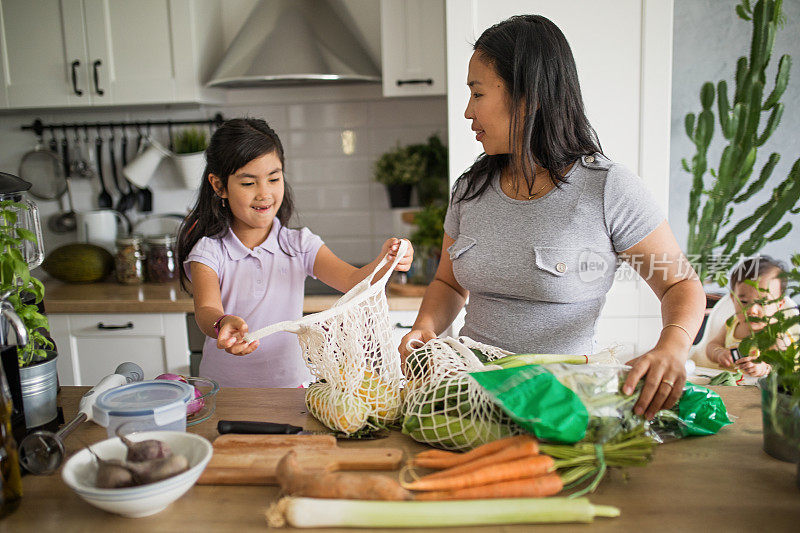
[197,434,405,485]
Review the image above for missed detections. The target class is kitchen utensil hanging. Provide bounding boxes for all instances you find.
[94,134,113,208]
[116,128,138,213]
[17,130,66,201]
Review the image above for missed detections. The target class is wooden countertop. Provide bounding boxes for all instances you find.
[42,280,423,314]
[4,386,799,532]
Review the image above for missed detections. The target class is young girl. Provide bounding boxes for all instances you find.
[177,118,413,388]
[706,256,797,377]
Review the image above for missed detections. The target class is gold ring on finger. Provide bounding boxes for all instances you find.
[661,379,675,387]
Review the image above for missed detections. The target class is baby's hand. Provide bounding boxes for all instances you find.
[710,346,734,367]
[380,238,413,272]
[216,315,259,356]
[736,356,771,377]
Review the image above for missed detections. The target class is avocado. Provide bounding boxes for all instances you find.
[42,243,114,283]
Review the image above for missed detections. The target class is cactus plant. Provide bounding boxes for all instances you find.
[684,0,800,282]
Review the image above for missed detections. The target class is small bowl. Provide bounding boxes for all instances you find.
[61,431,213,518]
[185,377,219,426]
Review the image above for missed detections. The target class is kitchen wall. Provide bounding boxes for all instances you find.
[670,0,800,267]
[0,95,446,266]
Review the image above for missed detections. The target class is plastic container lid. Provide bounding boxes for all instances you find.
[93,380,194,427]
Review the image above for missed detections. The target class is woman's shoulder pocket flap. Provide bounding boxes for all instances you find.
[448,235,477,260]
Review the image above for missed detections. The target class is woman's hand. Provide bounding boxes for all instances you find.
[381,238,413,272]
[398,328,436,371]
[217,315,259,356]
[622,341,687,420]
[736,355,771,377]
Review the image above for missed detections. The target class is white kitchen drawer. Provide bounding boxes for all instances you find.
[62,313,164,336]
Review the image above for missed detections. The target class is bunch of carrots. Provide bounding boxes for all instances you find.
[402,429,655,500]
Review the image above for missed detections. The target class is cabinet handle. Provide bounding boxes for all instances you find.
[394,322,413,329]
[92,60,105,96]
[97,322,133,330]
[71,60,83,96]
[396,78,433,86]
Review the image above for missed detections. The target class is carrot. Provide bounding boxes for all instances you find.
[420,439,540,481]
[413,435,535,470]
[413,473,564,500]
[402,455,555,491]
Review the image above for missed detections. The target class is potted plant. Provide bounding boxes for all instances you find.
[409,134,449,207]
[736,254,800,462]
[172,127,208,189]
[0,199,58,429]
[374,144,425,208]
[408,203,447,285]
[682,0,800,291]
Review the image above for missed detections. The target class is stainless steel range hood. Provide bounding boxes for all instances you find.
[207,0,381,88]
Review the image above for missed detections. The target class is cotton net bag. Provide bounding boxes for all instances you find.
[243,240,410,434]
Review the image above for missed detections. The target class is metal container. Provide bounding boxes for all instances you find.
[20,352,58,428]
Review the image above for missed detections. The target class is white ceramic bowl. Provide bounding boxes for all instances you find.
[61,431,213,518]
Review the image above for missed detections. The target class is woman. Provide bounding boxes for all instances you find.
[399,15,706,420]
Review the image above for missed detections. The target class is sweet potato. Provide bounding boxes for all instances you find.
[276,450,410,501]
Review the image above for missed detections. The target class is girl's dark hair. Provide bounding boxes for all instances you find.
[730,255,788,294]
[454,14,602,203]
[177,117,295,292]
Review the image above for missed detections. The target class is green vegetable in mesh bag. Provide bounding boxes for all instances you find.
[468,365,589,444]
[708,370,743,386]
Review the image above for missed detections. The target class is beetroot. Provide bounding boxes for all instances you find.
[155,373,205,416]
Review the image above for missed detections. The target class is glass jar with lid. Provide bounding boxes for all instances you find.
[145,234,178,283]
[114,235,145,285]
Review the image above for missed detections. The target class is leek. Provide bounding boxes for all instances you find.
[266,497,620,528]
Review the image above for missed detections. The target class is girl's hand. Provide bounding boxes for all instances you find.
[216,315,259,356]
[736,356,771,377]
[380,238,413,272]
[399,328,436,371]
[709,346,734,367]
[622,343,687,420]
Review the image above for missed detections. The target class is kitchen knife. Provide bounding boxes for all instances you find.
[217,420,387,439]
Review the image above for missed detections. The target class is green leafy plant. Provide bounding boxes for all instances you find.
[408,134,449,206]
[409,203,447,259]
[683,0,800,282]
[736,254,800,403]
[374,145,426,187]
[174,127,208,154]
[0,200,52,366]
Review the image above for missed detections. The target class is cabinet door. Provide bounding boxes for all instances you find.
[380,0,446,97]
[82,0,187,105]
[0,0,90,108]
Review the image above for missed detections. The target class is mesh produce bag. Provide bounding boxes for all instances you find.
[402,337,628,449]
[244,240,409,433]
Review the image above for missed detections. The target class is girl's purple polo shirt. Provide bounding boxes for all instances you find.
[184,219,324,387]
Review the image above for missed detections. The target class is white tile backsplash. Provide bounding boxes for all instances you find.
[0,95,446,265]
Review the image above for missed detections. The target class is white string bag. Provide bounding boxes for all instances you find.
[243,240,410,433]
[402,337,520,450]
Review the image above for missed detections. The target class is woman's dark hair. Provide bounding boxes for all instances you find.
[729,255,788,295]
[454,14,602,203]
[177,117,295,292]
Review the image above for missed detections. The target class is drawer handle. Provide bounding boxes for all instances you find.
[71,60,83,96]
[396,78,433,86]
[394,322,413,329]
[93,59,105,96]
[97,322,133,330]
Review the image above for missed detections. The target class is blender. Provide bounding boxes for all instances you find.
[0,171,45,443]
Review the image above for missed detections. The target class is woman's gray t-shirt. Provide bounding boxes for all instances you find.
[443,153,664,355]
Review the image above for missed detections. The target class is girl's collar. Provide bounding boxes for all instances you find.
[222,218,282,260]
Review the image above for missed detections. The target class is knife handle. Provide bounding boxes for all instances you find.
[217,420,304,435]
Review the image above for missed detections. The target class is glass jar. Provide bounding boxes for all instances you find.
[114,235,145,285]
[145,234,177,283]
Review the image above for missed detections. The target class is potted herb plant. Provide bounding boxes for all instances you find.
[172,127,208,189]
[736,254,800,462]
[1,199,58,429]
[374,144,425,208]
[408,203,447,285]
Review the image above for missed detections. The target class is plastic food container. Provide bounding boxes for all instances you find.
[93,380,194,437]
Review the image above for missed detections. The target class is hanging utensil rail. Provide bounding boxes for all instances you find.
[20,113,225,136]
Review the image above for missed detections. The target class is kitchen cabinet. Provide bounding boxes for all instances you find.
[0,0,223,109]
[380,0,446,97]
[49,312,190,385]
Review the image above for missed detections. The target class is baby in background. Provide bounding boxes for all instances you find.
[705,256,796,377]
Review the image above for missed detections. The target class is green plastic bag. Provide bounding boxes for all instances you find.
[468,365,589,443]
[671,383,733,437]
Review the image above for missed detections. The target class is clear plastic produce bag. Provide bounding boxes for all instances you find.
[244,241,410,433]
